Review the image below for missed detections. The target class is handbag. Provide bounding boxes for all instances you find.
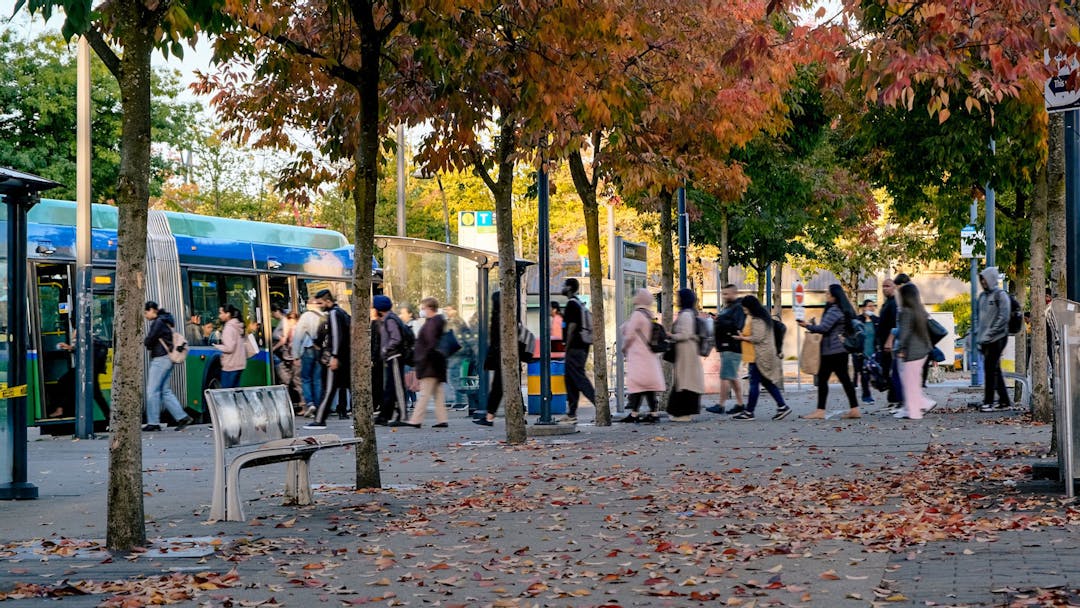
[799,332,822,375]
[928,319,947,345]
[662,344,677,363]
[436,329,462,358]
[244,333,259,358]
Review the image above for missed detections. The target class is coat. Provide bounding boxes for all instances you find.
[745,317,782,385]
[976,267,1010,345]
[217,318,248,372]
[414,315,448,382]
[806,303,848,356]
[622,308,665,394]
[897,309,932,362]
[670,309,705,394]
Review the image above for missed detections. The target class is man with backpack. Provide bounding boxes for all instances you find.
[707,284,746,415]
[976,267,1013,412]
[373,294,414,426]
[304,289,351,430]
[559,278,596,424]
[142,301,193,432]
[292,296,326,417]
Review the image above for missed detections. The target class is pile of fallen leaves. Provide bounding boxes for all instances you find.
[0,569,239,606]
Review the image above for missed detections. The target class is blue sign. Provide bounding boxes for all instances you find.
[476,211,494,227]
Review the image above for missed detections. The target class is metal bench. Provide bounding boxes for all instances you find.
[1003,371,1033,411]
[205,386,362,522]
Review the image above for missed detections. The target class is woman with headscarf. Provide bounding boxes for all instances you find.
[798,283,861,419]
[731,295,791,421]
[619,288,665,423]
[895,283,934,419]
[666,288,704,421]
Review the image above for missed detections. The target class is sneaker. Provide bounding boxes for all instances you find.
[616,414,640,423]
[141,424,161,432]
[302,423,327,430]
[557,415,578,424]
[996,402,1013,411]
[893,409,922,420]
[727,405,746,415]
[641,414,659,423]
[432,422,449,428]
[705,405,725,415]
[922,400,938,413]
[174,416,194,431]
[862,396,875,404]
[472,417,494,427]
[389,420,420,428]
[732,411,755,420]
[980,403,1011,412]
[772,407,792,421]
[303,406,316,418]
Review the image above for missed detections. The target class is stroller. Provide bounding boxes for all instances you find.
[867,353,890,392]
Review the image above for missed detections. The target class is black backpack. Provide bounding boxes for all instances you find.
[771,317,787,357]
[637,309,671,353]
[842,314,865,354]
[1007,292,1023,334]
[394,316,416,362]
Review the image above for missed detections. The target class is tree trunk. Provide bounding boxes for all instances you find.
[1031,159,1051,423]
[772,261,783,315]
[755,260,766,301]
[488,116,526,444]
[1049,113,1067,298]
[659,191,674,408]
[349,35,382,490]
[104,6,155,551]
[568,145,609,426]
[719,210,730,286]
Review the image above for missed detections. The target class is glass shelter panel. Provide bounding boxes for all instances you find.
[0,223,8,483]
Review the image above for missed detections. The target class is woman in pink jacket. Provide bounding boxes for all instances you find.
[618,288,666,423]
[216,303,248,388]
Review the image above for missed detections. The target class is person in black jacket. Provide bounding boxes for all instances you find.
[707,284,745,415]
[474,291,504,427]
[876,278,899,406]
[143,301,193,431]
[304,289,351,429]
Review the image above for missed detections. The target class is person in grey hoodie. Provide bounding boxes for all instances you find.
[798,284,861,419]
[976,267,1013,411]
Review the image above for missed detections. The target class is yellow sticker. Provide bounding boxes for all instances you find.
[0,384,28,400]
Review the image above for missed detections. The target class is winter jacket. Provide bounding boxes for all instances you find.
[414,315,447,382]
[622,308,665,394]
[323,304,352,363]
[897,309,932,362]
[976,267,1010,345]
[806,303,849,356]
[379,311,404,359]
[744,316,782,385]
[216,318,248,372]
[144,312,176,359]
[877,296,897,349]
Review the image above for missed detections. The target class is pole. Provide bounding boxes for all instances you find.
[970,199,983,386]
[614,237,625,414]
[677,186,688,291]
[985,138,997,268]
[2,193,36,499]
[606,202,615,280]
[74,36,94,439]
[765,265,773,315]
[537,161,553,424]
[437,175,452,301]
[1063,328,1075,497]
[396,124,406,238]
[1066,111,1080,301]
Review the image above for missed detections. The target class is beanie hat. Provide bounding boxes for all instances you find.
[373,295,393,312]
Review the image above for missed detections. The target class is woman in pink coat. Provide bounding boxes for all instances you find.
[619,289,666,423]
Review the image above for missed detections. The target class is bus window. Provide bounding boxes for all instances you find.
[299,279,349,312]
[268,276,290,330]
[189,272,260,345]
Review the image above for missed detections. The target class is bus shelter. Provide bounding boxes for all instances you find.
[374,236,532,413]
[0,168,60,500]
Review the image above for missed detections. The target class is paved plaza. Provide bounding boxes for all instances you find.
[1,381,1077,607]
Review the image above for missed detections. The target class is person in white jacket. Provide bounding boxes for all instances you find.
[292,297,327,416]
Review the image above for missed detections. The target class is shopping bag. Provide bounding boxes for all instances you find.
[799,332,822,376]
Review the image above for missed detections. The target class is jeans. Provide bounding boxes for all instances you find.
[816,352,858,410]
[853,354,872,400]
[879,350,899,403]
[300,347,324,406]
[220,369,243,389]
[146,355,187,425]
[565,347,595,415]
[981,337,1012,406]
[747,363,785,414]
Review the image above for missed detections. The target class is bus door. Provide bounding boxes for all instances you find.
[30,263,75,424]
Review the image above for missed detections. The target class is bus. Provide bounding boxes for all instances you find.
[23,199,376,433]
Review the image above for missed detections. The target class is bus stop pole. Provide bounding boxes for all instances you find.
[74,36,94,439]
[677,187,687,291]
[4,192,37,499]
[614,237,625,414]
[536,162,553,425]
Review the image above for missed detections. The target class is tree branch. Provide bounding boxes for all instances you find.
[85,27,121,80]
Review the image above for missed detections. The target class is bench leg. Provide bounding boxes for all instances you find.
[284,461,299,505]
[296,457,313,506]
[225,464,246,522]
[210,469,226,522]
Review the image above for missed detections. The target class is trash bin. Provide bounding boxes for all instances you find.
[526,360,567,415]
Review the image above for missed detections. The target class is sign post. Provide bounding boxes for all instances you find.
[613,238,648,413]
